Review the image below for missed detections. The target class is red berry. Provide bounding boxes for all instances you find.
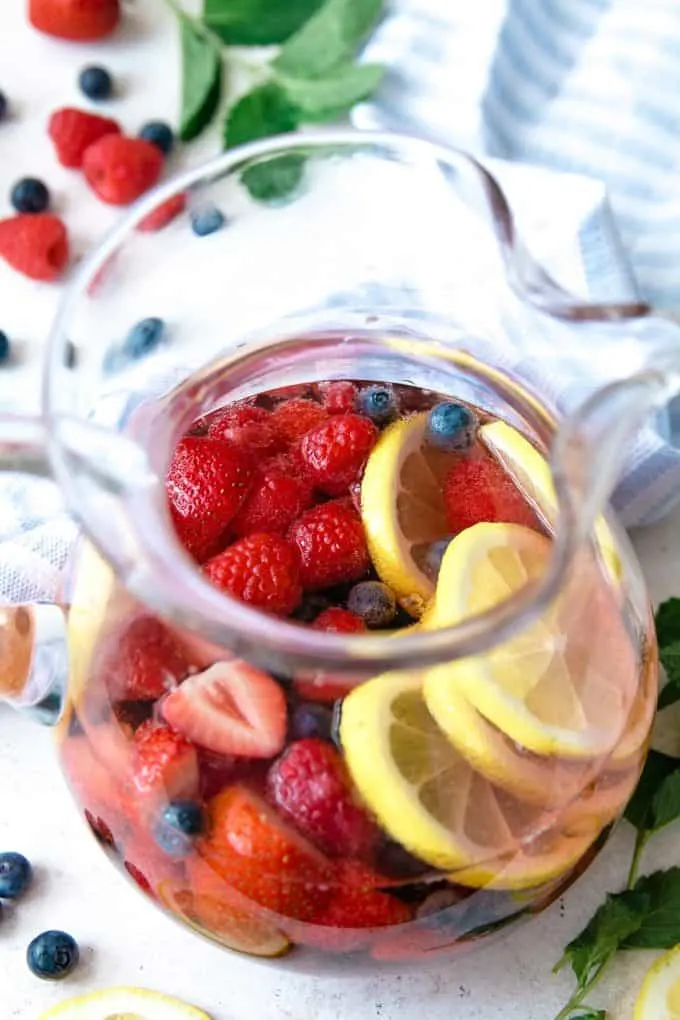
[97,614,190,702]
[29,0,120,41]
[166,437,254,563]
[231,457,314,538]
[289,500,369,590]
[443,450,538,534]
[137,192,187,232]
[301,413,378,496]
[315,381,357,415]
[207,404,280,456]
[313,607,366,634]
[0,214,68,282]
[271,398,328,445]
[61,736,130,844]
[309,884,412,951]
[268,738,379,860]
[132,720,199,804]
[48,108,121,169]
[204,533,302,616]
[83,135,163,206]
[163,660,287,759]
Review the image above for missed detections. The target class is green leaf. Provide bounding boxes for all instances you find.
[567,1011,607,1020]
[658,676,680,709]
[278,62,383,119]
[625,750,679,831]
[649,770,680,831]
[623,868,680,948]
[223,83,303,201]
[274,0,384,78]
[178,14,222,142]
[203,0,324,45]
[655,597,680,647]
[556,890,646,988]
[660,638,680,685]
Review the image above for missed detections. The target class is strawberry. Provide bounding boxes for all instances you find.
[204,533,302,616]
[207,404,280,457]
[186,855,264,933]
[48,108,121,169]
[309,885,412,952]
[83,135,163,206]
[268,739,379,860]
[96,614,190,702]
[131,720,199,804]
[313,607,366,634]
[0,214,68,281]
[60,735,130,846]
[231,457,314,538]
[29,0,120,41]
[289,500,369,590]
[443,449,538,534]
[137,192,187,233]
[315,381,357,415]
[301,413,378,496]
[270,398,328,445]
[166,436,254,563]
[162,660,287,759]
[198,786,332,920]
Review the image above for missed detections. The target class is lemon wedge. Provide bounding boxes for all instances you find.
[39,986,212,1019]
[634,944,680,1019]
[360,412,454,617]
[480,420,622,582]
[422,522,633,759]
[66,540,116,704]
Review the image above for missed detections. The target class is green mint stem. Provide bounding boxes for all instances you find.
[626,830,650,890]
[553,961,611,1020]
[162,0,271,78]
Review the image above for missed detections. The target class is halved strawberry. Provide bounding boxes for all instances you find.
[131,720,199,804]
[162,661,287,759]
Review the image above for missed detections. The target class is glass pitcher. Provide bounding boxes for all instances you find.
[0,130,670,971]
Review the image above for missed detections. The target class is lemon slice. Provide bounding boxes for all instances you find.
[634,944,680,1019]
[38,986,212,1019]
[360,412,454,617]
[66,540,117,705]
[422,522,632,759]
[480,420,621,582]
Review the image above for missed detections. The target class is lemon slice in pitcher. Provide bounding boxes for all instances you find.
[360,412,453,617]
[39,986,212,1019]
[422,523,629,759]
[634,944,680,1020]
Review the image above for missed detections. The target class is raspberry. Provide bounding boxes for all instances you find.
[207,404,279,456]
[313,607,366,634]
[315,381,357,415]
[29,0,120,41]
[289,500,370,590]
[0,214,69,281]
[137,192,187,232]
[301,413,378,496]
[83,135,163,206]
[204,533,302,616]
[48,108,121,169]
[97,614,190,702]
[443,449,538,534]
[166,437,254,563]
[271,398,328,445]
[231,458,314,538]
[268,738,379,859]
[293,607,367,703]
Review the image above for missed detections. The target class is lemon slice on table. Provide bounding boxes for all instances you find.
[422,522,632,759]
[360,412,455,618]
[39,986,212,1019]
[480,420,622,582]
[339,669,595,888]
[634,944,680,1019]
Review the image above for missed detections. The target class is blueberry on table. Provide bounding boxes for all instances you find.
[347,580,397,629]
[0,91,7,121]
[0,851,33,898]
[190,204,225,237]
[27,930,79,980]
[139,120,174,156]
[78,65,113,101]
[425,401,477,452]
[155,801,204,857]
[0,331,10,364]
[290,702,333,742]
[123,317,166,359]
[356,384,399,425]
[10,177,50,214]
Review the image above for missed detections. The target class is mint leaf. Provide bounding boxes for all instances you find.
[649,770,680,831]
[203,0,324,45]
[625,750,679,831]
[658,667,680,709]
[655,598,680,706]
[224,83,302,201]
[278,62,383,119]
[622,868,680,948]
[178,14,222,142]
[655,597,680,647]
[568,1011,607,1019]
[556,890,646,988]
[274,0,383,78]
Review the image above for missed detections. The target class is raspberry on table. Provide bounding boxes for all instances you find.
[0,213,69,281]
[83,135,163,205]
[270,397,328,445]
[204,532,302,616]
[29,0,121,41]
[48,107,121,169]
[288,500,370,590]
[300,413,378,496]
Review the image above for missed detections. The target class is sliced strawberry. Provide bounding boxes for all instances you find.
[131,720,199,804]
[162,661,287,759]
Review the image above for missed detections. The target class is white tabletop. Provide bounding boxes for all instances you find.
[2,3,680,1018]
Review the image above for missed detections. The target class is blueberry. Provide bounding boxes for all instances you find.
[423,537,453,580]
[290,702,333,742]
[10,177,50,214]
[0,91,7,122]
[347,580,397,629]
[377,840,431,880]
[0,331,10,364]
[0,852,32,898]
[78,65,113,101]
[64,340,77,369]
[190,204,225,237]
[27,930,79,980]
[139,120,174,156]
[123,317,166,359]
[356,384,398,425]
[425,401,477,452]
[154,801,204,857]
[292,592,331,623]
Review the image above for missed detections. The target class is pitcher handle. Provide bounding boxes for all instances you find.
[0,413,69,724]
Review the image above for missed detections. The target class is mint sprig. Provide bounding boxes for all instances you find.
[165,0,384,199]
